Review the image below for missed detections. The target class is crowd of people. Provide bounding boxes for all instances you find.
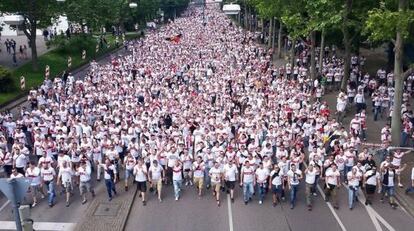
[0,4,413,213]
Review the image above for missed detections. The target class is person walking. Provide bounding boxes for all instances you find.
[347,167,362,210]
[123,152,136,191]
[149,160,165,202]
[324,163,340,209]
[57,160,73,207]
[363,166,381,205]
[305,164,319,211]
[40,163,57,207]
[406,166,414,194]
[240,160,255,205]
[224,160,238,203]
[25,161,44,207]
[287,164,302,209]
[255,162,269,205]
[101,159,117,201]
[192,156,205,197]
[172,160,183,201]
[209,161,223,206]
[380,164,406,209]
[133,159,148,205]
[77,160,95,205]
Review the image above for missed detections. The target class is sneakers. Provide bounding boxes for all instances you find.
[313,193,317,196]
[259,200,263,205]
[82,199,87,205]
[142,201,146,206]
[231,198,234,203]
[272,202,277,207]
[308,205,312,211]
[398,183,404,188]
[66,202,70,207]
[109,197,113,201]
[244,201,248,205]
[175,196,179,201]
[159,198,163,202]
[125,186,128,191]
[41,194,45,199]
[32,202,37,207]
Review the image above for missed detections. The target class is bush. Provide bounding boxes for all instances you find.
[0,66,16,93]
[48,35,97,54]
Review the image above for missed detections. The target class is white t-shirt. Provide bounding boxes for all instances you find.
[255,167,269,183]
[149,165,163,181]
[14,153,27,168]
[210,166,223,183]
[134,165,148,182]
[325,168,340,185]
[270,170,282,186]
[287,169,302,185]
[305,168,317,184]
[192,162,205,178]
[41,167,56,181]
[172,165,182,181]
[77,166,91,182]
[26,167,41,186]
[59,166,74,183]
[224,164,238,181]
[364,170,380,186]
[241,166,255,183]
[347,171,362,187]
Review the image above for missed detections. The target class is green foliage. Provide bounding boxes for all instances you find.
[365,5,414,42]
[0,66,15,93]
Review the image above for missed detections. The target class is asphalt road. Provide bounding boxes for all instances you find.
[124,183,414,231]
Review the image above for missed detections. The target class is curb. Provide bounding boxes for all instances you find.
[120,186,138,231]
[395,190,414,219]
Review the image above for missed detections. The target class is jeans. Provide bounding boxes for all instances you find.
[344,166,353,177]
[45,181,56,205]
[257,183,267,202]
[401,132,409,147]
[105,179,116,199]
[381,185,396,204]
[243,182,254,202]
[290,184,299,206]
[204,167,211,187]
[305,183,314,206]
[173,179,182,198]
[406,185,414,194]
[374,106,381,121]
[348,186,359,209]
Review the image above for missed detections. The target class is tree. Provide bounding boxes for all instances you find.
[0,0,62,71]
[365,0,414,145]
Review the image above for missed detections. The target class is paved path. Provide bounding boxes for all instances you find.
[0,35,48,69]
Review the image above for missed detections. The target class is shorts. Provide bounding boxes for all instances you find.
[30,185,41,196]
[194,177,204,189]
[63,181,73,193]
[137,181,147,192]
[211,182,221,193]
[365,184,376,195]
[272,185,283,195]
[225,181,235,190]
[152,179,162,192]
[125,169,134,179]
[79,181,91,195]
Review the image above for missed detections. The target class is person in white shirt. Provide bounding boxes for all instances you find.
[172,160,183,201]
[324,163,340,209]
[123,152,136,191]
[347,167,362,210]
[363,166,381,205]
[10,168,24,179]
[101,159,117,201]
[305,164,319,210]
[405,166,414,194]
[133,159,148,206]
[58,160,74,207]
[381,164,407,209]
[149,160,165,202]
[269,165,283,206]
[192,156,205,197]
[12,148,27,175]
[240,161,255,205]
[76,161,95,205]
[209,161,223,207]
[25,161,44,207]
[255,162,269,204]
[224,161,238,203]
[287,164,302,209]
[40,163,57,207]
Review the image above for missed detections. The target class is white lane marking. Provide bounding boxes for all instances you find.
[227,194,234,231]
[316,184,347,231]
[0,201,10,213]
[343,184,396,231]
[0,221,76,231]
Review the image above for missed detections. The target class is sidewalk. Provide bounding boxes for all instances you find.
[0,35,49,69]
[74,184,137,231]
[323,91,414,218]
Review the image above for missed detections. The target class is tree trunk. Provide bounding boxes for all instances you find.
[30,31,38,71]
[319,29,325,73]
[268,18,273,48]
[244,3,248,29]
[277,21,283,59]
[391,0,407,146]
[310,31,316,80]
[290,39,295,69]
[271,17,276,52]
[340,0,353,91]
